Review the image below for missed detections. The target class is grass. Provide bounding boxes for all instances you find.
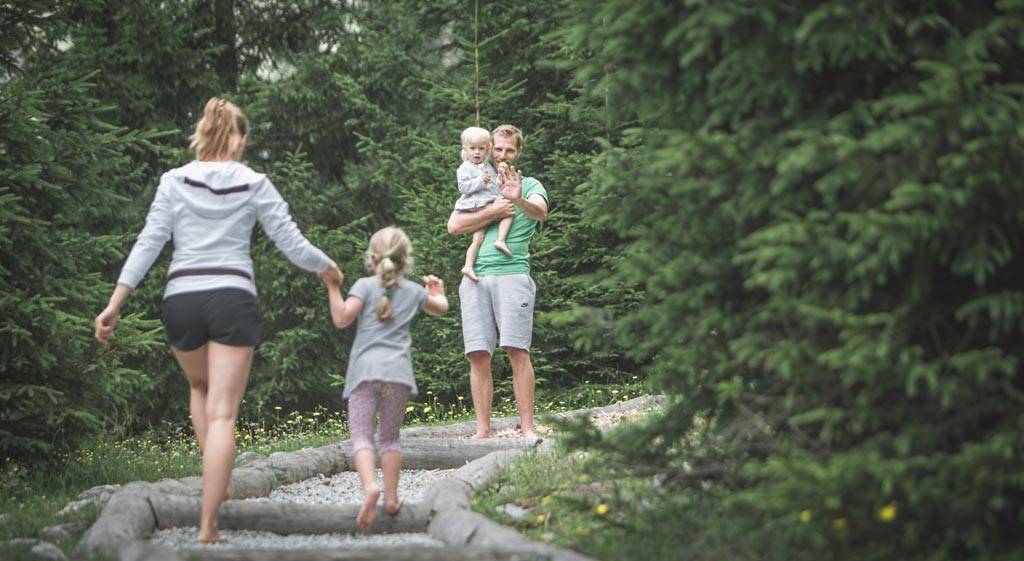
[471,406,687,561]
[0,380,649,560]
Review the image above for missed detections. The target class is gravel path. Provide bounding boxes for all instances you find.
[152,468,456,550]
[76,397,665,560]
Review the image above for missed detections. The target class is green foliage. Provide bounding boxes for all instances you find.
[0,67,169,458]
[0,0,646,479]
[561,1,1024,559]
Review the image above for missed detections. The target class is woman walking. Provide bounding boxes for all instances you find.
[94,97,342,543]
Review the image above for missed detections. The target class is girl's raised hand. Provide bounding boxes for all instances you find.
[422,275,445,295]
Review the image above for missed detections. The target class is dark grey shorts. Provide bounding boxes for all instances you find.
[161,289,262,351]
[459,274,536,355]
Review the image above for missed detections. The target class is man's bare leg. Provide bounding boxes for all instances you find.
[506,347,536,438]
[468,351,493,438]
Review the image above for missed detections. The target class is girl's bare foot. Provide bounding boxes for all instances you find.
[493,240,512,258]
[197,532,228,544]
[356,485,381,531]
[385,498,402,516]
[461,266,479,282]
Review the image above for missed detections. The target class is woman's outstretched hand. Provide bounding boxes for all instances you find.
[320,260,344,287]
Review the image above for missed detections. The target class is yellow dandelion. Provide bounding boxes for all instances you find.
[833,518,847,529]
[594,503,609,515]
[878,504,897,522]
[578,474,590,483]
[542,495,553,505]
[274,406,282,411]
[406,405,414,412]
[535,514,547,524]
[799,510,812,523]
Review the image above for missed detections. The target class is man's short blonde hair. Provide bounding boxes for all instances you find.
[491,124,523,151]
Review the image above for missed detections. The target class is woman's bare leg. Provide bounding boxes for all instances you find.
[172,346,211,455]
[176,341,253,543]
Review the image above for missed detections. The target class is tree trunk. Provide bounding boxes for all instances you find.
[213,0,237,90]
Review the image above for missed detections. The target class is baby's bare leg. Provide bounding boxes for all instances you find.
[493,215,513,258]
[462,228,486,282]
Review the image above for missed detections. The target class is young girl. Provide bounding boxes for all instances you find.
[454,126,514,282]
[322,226,448,530]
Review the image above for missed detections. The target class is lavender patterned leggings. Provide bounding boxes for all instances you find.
[347,381,410,454]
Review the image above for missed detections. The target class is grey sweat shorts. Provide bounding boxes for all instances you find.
[459,274,536,355]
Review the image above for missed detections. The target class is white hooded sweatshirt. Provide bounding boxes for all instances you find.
[117,160,331,298]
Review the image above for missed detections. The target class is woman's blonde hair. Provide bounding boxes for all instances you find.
[189,97,249,161]
[366,226,413,320]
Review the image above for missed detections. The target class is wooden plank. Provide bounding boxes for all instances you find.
[78,484,156,557]
[149,494,429,534]
[180,545,553,561]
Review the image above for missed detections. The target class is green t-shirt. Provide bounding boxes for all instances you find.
[474,177,548,276]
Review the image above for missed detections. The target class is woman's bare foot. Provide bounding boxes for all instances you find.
[493,240,512,258]
[385,498,402,516]
[461,266,479,282]
[356,485,381,531]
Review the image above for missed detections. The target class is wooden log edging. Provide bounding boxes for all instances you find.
[425,446,597,561]
[76,440,545,558]
[77,397,663,560]
[177,544,571,561]
[401,394,666,439]
[149,494,430,535]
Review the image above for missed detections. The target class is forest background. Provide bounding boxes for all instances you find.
[2,1,1022,560]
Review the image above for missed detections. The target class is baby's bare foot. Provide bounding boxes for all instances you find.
[461,266,479,282]
[356,485,381,531]
[493,240,512,258]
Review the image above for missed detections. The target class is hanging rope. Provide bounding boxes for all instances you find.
[474,0,481,127]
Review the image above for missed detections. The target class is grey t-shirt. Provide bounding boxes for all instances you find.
[342,275,429,399]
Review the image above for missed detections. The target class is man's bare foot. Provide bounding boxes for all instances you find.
[470,431,490,439]
[493,240,512,258]
[521,429,538,439]
[197,532,228,544]
[356,485,381,531]
[461,266,479,282]
[385,498,402,516]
